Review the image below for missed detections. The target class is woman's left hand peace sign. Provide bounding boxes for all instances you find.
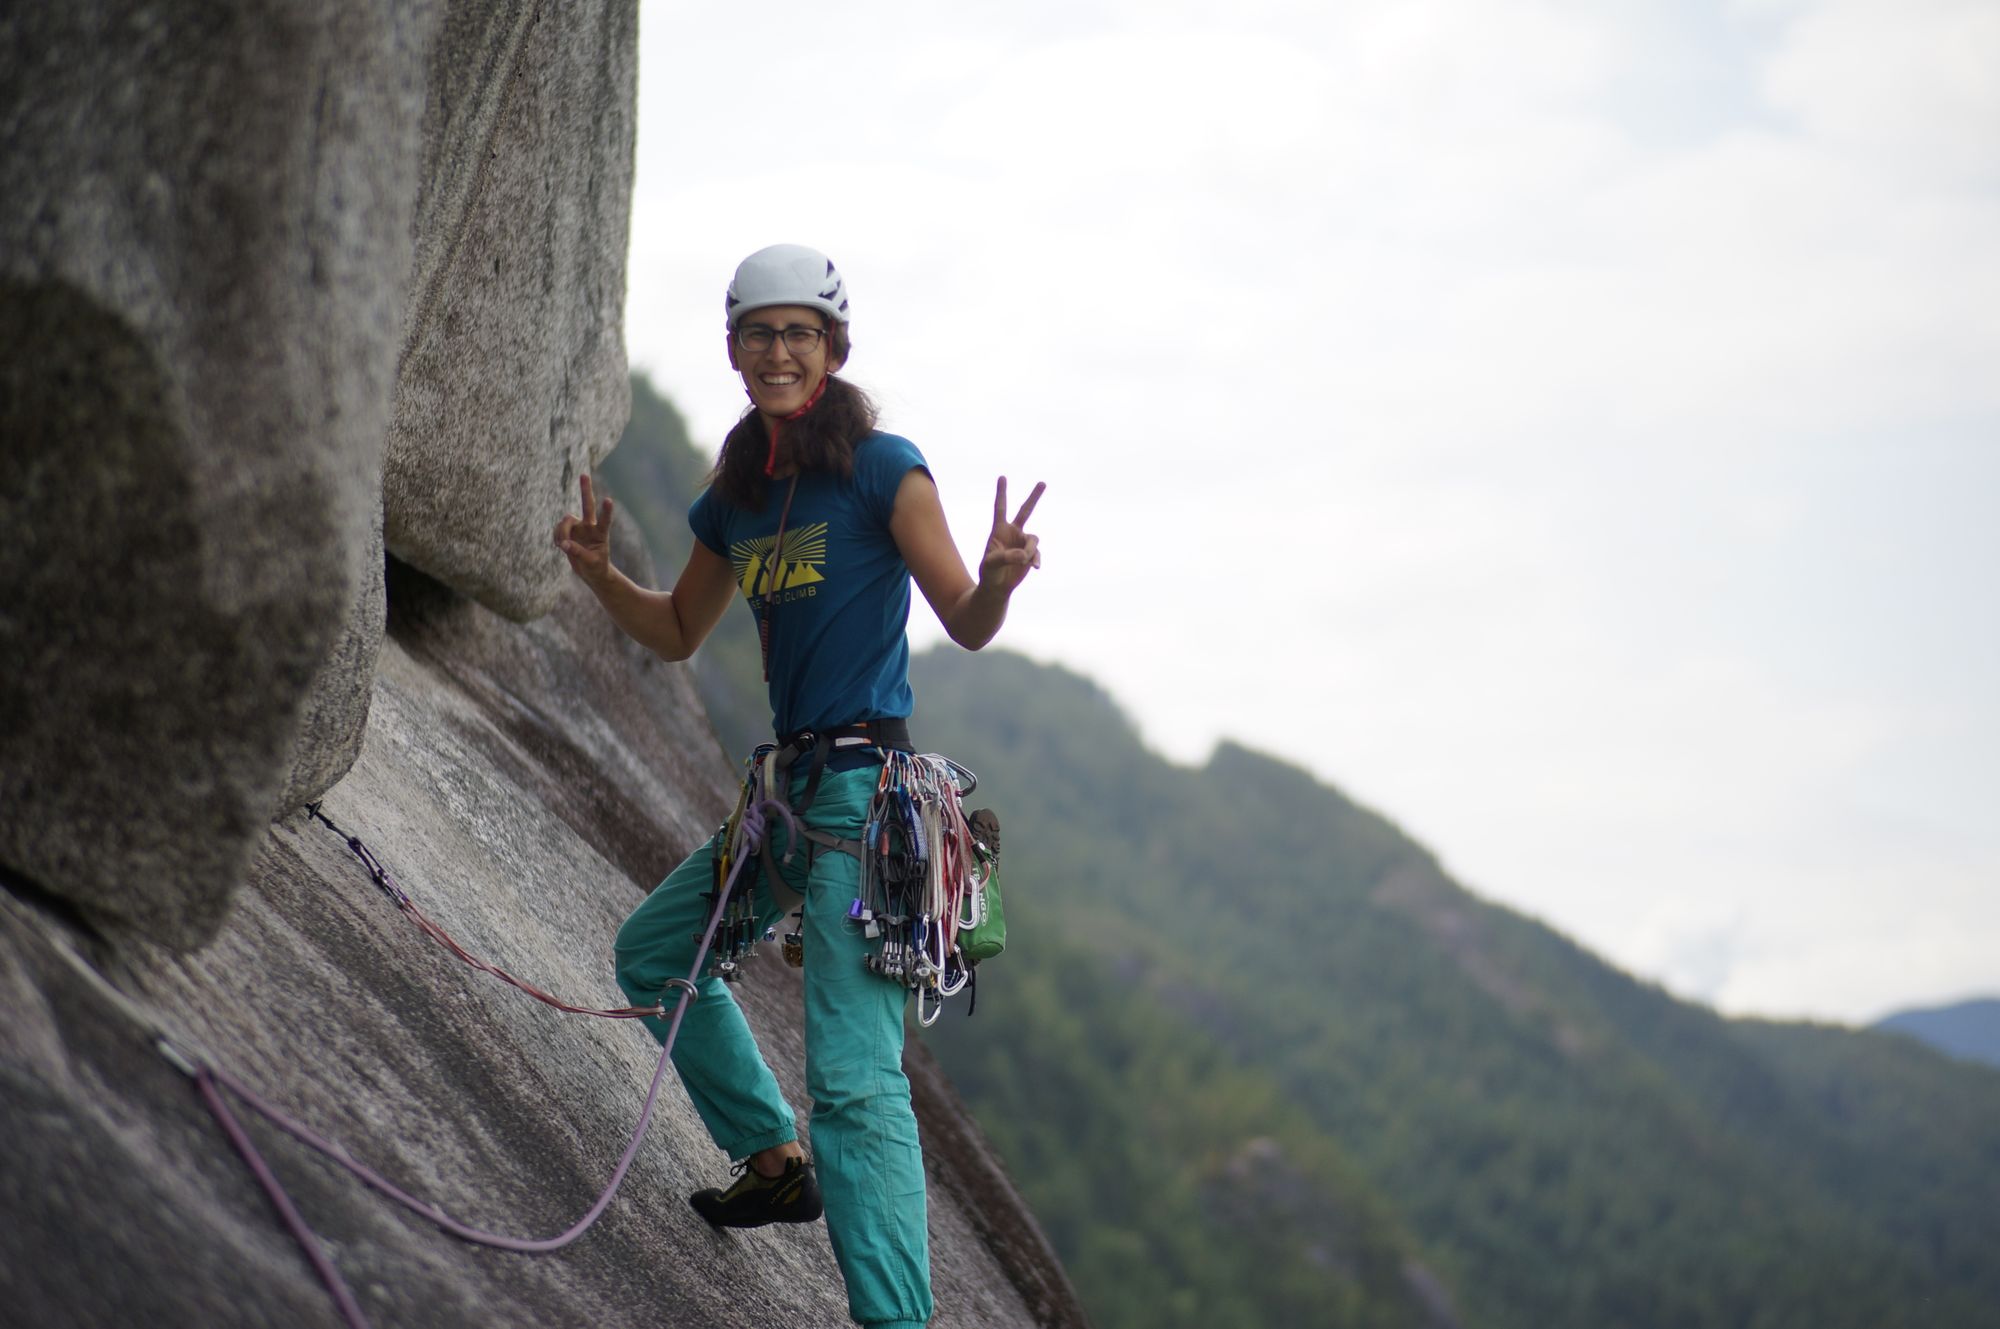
[978,477,1046,596]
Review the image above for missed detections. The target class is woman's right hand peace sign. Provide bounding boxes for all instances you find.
[553,475,616,583]
[978,477,1046,597]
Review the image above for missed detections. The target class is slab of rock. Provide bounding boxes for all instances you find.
[0,2,435,948]
[0,554,1088,1329]
[383,0,636,622]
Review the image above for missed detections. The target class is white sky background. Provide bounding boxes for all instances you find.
[623,0,2000,1026]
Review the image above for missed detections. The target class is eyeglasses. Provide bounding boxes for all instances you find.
[735,323,828,355]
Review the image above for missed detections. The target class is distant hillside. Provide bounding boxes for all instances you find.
[608,373,2000,1329]
[907,651,2000,1329]
[1876,998,2000,1068]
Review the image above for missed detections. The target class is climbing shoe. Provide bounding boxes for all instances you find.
[690,1155,823,1229]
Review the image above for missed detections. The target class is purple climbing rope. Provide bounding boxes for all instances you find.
[179,795,797,1329]
[195,1070,373,1328]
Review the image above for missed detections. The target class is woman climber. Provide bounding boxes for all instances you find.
[552,243,1044,1329]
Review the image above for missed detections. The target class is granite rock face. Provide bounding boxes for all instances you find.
[383,0,636,622]
[0,555,1087,1329]
[1,10,1082,1324]
[0,0,638,948]
[0,2,436,947]
[277,518,392,812]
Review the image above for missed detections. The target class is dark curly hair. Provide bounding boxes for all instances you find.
[707,319,879,510]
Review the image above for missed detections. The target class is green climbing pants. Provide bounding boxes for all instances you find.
[613,764,931,1329]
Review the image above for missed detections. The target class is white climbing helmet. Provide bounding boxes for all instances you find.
[724,243,851,330]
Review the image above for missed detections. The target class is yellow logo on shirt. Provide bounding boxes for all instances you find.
[730,523,828,602]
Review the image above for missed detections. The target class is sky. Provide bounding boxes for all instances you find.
[622,0,2000,1026]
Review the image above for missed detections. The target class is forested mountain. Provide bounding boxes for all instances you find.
[909,654,2000,1329]
[1876,997,2000,1069]
[605,374,2000,1329]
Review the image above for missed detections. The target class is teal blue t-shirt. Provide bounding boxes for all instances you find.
[689,432,929,737]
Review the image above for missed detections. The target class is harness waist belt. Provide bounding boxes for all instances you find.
[750,721,912,913]
[765,717,915,844]
[775,717,913,753]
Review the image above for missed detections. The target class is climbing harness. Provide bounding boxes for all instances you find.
[700,721,907,979]
[137,793,799,1329]
[714,735,1004,1027]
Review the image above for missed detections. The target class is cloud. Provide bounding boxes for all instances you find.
[1763,0,2000,183]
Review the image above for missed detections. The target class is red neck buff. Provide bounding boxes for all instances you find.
[762,376,829,477]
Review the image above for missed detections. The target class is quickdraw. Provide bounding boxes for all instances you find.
[853,751,993,1027]
[304,801,669,1021]
[701,750,798,982]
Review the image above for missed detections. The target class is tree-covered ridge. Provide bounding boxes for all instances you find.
[606,373,2000,1329]
[909,651,2000,1329]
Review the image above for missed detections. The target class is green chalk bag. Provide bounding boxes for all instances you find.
[959,808,1007,964]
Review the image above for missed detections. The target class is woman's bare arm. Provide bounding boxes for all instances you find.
[890,470,1044,651]
[554,475,737,662]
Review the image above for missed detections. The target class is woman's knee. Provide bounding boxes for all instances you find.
[612,905,657,958]
[805,1020,910,1111]
[810,1080,918,1137]
[613,893,691,991]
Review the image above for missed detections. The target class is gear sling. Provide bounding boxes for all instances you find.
[706,719,1002,1027]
